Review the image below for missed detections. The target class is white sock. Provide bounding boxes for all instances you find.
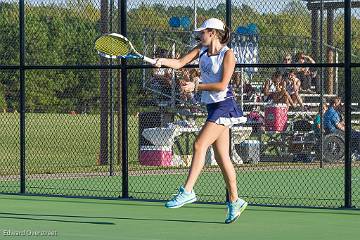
[237,198,246,205]
[183,188,192,194]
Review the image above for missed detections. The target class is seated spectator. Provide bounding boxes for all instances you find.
[295,52,319,93]
[232,71,242,90]
[244,81,255,98]
[283,69,304,108]
[312,102,328,135]
[178,68,192,101]
[152,48,172,97]
[152,67,172,94]
[283,53,292,64]
[278,53,292,76]
[263,71,281,102]
[232,71,257,101]
[323,97,344,134]
[324,96,360,154]
[263,71,295,107]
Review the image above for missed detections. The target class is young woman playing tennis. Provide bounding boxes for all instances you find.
[154,18,247,224]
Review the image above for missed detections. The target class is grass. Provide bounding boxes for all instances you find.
[0,112,133,175]
[0,113,359,208]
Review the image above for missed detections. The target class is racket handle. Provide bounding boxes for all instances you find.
[143,56,157,65]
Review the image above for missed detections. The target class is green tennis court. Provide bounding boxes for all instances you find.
[0,194,359,240]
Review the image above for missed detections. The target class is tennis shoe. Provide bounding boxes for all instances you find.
[225,198,248,224]
[351,152,360,161]
[165,186,197,208]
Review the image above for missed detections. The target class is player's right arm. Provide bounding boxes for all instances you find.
[155,46,201,70]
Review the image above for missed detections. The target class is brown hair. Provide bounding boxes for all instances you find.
[295,52,305,62]
[319,103,328,113]
[272,71,282,79]
[283,53,292,60]
[329,96,341,106]
[213,26,231,44]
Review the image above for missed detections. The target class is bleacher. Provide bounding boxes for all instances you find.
[238,91,360,124]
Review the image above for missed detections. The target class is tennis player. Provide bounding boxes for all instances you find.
[154,18,247,224]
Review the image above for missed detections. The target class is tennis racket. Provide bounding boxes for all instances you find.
[95,33,157,64]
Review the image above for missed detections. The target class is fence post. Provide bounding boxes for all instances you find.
[225,0,232,203]
[19,0,26,194]
[344,0,352,208]
[226,0,231,31]
[109,0,115,176]
[121,0,129,199]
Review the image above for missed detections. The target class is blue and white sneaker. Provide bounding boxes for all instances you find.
[165,186,197,208]
[225,198,248,224]
[351,152,360,161]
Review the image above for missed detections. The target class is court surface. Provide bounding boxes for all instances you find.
[0,194,359,240]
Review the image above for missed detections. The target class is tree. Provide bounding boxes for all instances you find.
[0,1,359,112]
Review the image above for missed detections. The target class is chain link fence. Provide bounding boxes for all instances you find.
[0,69,20,194]
[0,0,359,208]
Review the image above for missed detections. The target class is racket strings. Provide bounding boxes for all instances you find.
[95,36,130,57]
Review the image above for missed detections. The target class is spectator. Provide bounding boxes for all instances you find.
[278,53,292,76]
[312,102,328,135]
[323,96,360,154]
[283,53,292,64]
[284,69,303,108]
[178,67,201,103]
[152,67,172,94]
[151,48,173,101]
[232,71,242,90]
[323,96,344,133]
[178,68,191,101]
[295,52,319,93]
[263,71,279,101]
[232,71,256,101]
[263,71,295,107]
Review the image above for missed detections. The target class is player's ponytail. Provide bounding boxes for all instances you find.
[218,26,230,44]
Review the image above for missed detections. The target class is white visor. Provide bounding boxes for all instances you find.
[194,18,225,32]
